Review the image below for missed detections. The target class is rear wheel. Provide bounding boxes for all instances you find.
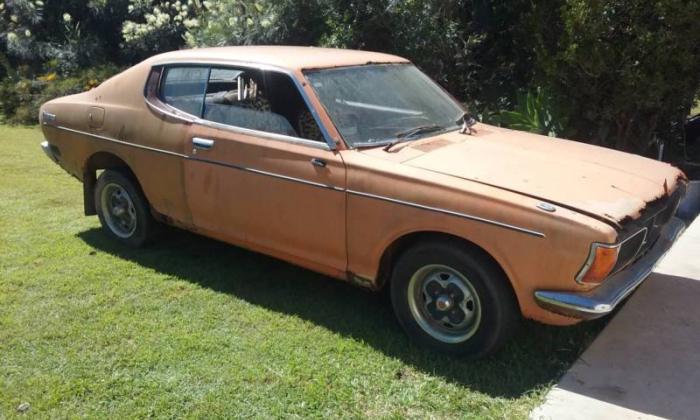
[95,169,155,247]
[390,240,520,357]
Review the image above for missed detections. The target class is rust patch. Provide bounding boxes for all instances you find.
[410,138,452,152]
[615,179,686,226]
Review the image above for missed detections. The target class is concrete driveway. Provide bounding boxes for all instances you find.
[532,188,700,420]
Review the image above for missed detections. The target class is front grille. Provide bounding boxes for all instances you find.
[612,229,646,273]
[612,182,686,274]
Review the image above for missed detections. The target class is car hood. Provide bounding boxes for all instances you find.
[359,124,684,226]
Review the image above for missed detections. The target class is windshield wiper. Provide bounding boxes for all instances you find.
[383,124,443,151]
[395,124,443,139]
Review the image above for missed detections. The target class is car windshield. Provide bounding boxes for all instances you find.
[305,64,465,148]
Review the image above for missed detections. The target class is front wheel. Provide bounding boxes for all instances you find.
[390,241,520,357]
[95,169,155,247]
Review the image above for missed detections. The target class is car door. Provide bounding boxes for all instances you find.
[160,64,348,277]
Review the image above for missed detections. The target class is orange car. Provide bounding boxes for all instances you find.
[40,46,688,356]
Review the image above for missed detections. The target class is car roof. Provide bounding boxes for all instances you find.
[148,46,410,71]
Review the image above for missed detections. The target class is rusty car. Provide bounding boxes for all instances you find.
[39,46,689,356]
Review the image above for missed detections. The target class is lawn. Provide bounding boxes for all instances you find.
[0,125,605,418]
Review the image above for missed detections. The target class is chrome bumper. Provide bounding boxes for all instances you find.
[41,140,58,163]
[535,217,687,320]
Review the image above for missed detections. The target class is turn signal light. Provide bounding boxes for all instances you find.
[577,244,619,285]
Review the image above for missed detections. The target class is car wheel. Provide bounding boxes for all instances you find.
[95,169,155,247]
[390,240,520,357]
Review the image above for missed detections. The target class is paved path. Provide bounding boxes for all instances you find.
[532,216,700,420]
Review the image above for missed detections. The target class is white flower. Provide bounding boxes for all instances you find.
[63,13,72,23]
[183,18,199,28]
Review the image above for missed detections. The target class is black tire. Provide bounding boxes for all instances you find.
[95,169,155,247]
[390,240,520,357]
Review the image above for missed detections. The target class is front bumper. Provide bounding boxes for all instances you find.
[41,140,59,163]
[535,217,686,320]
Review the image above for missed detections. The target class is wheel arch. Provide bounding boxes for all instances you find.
[375,230,520,311]
[82,151,139,215]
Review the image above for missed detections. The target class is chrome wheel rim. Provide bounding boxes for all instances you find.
[100,183,137,238]
[407,264,482,343]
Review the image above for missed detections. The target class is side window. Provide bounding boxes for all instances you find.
[149,64,326,143]
[160,67,209,117]
[264,71,325,143]
[201,67,325,142]
[201,68,298,135]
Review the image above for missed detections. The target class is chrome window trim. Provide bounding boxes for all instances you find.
[145,95,330,151]
[47,123,544,239]
[145,96,196,124]
[575,227,648,284]
[196,117,331,151]
[145,60,337,151]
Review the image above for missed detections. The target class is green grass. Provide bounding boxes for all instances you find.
[0,125,605,418]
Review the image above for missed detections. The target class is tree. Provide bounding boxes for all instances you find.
[122,0,202,60]
[533,0,700,155]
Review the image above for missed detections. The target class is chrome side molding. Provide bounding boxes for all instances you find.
[347,189,546,238]
[46,124,546,239]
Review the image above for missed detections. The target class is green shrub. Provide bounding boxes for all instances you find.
[531,0,700,157]
[0,65,121,125]
[2,0,700,161]
[490,88,568,137]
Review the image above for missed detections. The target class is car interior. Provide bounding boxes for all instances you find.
[158,66,325,143]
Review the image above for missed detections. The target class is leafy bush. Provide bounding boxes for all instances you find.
[180,0,327,47]
[122,0,203,61]
[183,1,278,47]
[531,0,700,157]
[2,0,700,161]
[182,0,537,113]
[0,1,130,77]
[489,89,568,137]
[0,65,121,125]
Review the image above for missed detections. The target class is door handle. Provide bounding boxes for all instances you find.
[310,158,327,168]
[193,137,215,150]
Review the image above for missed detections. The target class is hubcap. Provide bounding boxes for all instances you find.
[100,183,137,238]
[435,295,453,311]
[407,264,482,343]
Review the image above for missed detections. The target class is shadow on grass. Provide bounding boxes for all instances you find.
[78,227,607,399]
